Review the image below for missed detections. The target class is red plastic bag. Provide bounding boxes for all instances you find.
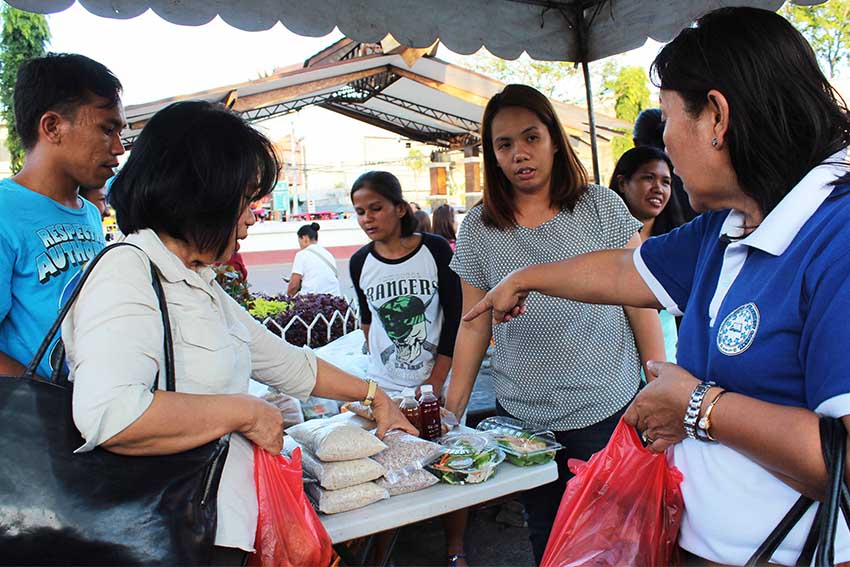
[249,445,333,567]
[540,418,684,567]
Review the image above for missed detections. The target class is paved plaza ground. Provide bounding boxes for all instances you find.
[392,499,535,567]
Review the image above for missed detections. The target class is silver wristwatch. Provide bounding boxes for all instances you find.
[683,381,714,439]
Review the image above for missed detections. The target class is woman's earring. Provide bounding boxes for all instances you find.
[711,137,719,148]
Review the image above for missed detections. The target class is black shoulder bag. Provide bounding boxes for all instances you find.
[0,242,230,565]
[747,416,850,566]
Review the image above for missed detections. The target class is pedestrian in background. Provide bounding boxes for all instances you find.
[287,222,341,296]
[414,209,432,233]
[432,204,458,251]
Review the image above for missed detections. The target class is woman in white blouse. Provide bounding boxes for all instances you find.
[62,101,415,562]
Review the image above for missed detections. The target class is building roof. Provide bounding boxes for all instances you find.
[122,38,629,150]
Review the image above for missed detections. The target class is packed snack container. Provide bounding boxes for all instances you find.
[475,416,563,467]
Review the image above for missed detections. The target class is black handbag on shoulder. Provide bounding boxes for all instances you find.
[0,243,230,565]
[747,416,850,566]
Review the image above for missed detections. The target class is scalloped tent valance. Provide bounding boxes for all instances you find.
[6,0,826,62]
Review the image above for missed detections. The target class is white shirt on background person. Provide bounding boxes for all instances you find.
[291,243,341,296]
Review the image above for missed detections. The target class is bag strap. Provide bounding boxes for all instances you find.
[747,494,814,565]
[23,242,176,392]
[815,417,849,566]
[747,416,850,566]
[304,246,338,278]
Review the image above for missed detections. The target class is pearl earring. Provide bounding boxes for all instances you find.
[711,138,719,147]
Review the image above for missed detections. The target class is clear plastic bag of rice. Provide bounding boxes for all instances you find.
[301,448,386,490]
[286,419,387,462]
[341,401,375,421]
[371,431,444,478]
[261,388,304,427]
[306,481,389,514]
[376,469,439,496]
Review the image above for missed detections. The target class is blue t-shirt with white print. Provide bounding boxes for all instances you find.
[0,179,105,378]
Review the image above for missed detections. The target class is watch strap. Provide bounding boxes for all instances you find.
[684,381,714,439]
[362,379,378,407]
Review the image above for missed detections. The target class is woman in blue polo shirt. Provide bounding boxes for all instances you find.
[464,7,850,565]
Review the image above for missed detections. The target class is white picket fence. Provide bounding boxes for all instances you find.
[262,301,360,346]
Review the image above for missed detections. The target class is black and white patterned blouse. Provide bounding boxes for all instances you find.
[450,184,643,430]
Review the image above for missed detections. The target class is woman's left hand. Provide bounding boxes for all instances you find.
[624,361,700,453]
[371,389,419,439]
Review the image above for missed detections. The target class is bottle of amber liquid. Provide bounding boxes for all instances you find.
[418,384,442,441]
[399,388,421,432]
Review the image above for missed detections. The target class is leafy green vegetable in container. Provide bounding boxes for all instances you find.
[476,417,563,467]
[428,433,505,484]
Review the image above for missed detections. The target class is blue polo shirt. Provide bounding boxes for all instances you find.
[634,152,850,565]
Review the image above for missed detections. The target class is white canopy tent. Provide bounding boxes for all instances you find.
[119,38,629,151]
[7,0,827,181]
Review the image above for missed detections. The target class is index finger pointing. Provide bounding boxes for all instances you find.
[463,299,492,322]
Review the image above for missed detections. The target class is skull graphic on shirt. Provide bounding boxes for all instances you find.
[375,293,436,367]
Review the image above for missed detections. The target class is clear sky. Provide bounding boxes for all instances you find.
[47,3,345,105]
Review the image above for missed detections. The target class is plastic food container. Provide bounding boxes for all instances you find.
[428,432,504,484]
[476,416,563,467]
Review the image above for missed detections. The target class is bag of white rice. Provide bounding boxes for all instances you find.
[261,388,304,427]
[286,420,387,461]
[341,401,375,421]
[306,481,389,514]
[301,448,386,490]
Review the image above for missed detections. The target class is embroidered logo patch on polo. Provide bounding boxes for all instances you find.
[716,302,760,356]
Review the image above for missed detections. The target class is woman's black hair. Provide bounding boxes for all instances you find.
[609,146,686,237]
[414,210,432,233]
[651,6,850,217]
[632,109,664,150]
[297,222,320,241]
[432,204,457,241]
[110,101,279,258]
[350,171,417,237]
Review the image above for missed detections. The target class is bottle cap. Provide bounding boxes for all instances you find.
[420,384,434,394]
[400,388,416,398]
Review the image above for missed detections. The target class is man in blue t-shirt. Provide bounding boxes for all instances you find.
[0,54,126,379]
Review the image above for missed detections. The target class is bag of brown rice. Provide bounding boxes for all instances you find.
[371,431,443,475]
[376,469,439,496]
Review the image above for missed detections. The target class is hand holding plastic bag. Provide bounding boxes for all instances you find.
[250,445,333,567]
[540,418,684,567]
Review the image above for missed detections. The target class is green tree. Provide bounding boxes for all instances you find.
[783,1,850,78]
[461,48,579,101]
[404,147,428,189]
[0,4,50,173]
[602,64,650,164]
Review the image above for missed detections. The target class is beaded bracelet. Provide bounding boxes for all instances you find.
[683,381,714,439]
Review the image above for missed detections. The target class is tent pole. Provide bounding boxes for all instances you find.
[582,59,600,184]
